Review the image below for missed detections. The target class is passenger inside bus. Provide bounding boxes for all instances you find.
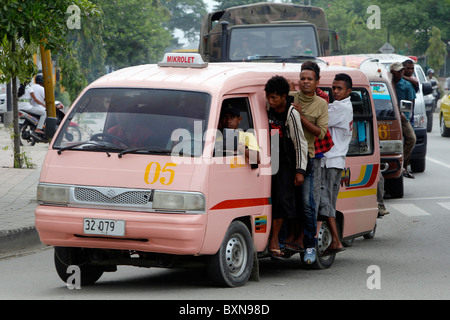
[215,103,260,164]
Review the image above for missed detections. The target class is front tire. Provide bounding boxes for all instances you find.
[385,175,404,199]
[440,114,450,137]
[206,221,254,287]
[54,247,104,286]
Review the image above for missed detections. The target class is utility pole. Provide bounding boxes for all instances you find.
[40,44,56,138]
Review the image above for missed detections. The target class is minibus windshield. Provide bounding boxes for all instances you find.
[53,88,210,157]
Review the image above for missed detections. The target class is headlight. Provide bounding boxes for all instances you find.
[153,191,205,213]
[413,114,427,128]
[37,184,70,205]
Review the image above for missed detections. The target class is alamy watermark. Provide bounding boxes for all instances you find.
[67,5,81,30]
[366,265,381,290]
[66,265,81,290]
[366,5,381,30]
[167,125,280,177]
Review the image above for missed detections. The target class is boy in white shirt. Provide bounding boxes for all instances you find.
[319,73,354,256]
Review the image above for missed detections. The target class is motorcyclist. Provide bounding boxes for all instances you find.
[427,69,440,100]
[18,79,46,135]
[29,74,47,135]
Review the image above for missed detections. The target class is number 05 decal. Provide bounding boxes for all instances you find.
[144,162,177,185]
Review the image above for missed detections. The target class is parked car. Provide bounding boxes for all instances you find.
[0,83,7,123]
[417,66,436,132]
[440,91,450,137]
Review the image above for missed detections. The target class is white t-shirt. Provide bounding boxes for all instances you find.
[322,96,354,169]
[31,84,45,108]
[18,86,34,111]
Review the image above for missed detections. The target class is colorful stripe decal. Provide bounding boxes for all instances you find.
[346,164,379,190]
[210,197,271,210]
[338,188,377,199]
[255,216,268,233]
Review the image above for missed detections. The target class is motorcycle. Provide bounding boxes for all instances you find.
[19,101,81,146]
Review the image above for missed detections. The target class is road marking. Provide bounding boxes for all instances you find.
[391,196,450,202]
[437,202,450,211]
[427,157,450,170]
[389,203,431,217]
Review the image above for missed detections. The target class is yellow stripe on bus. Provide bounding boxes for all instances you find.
[338,188,377,199]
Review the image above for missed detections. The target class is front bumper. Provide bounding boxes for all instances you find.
[35,205,207,255]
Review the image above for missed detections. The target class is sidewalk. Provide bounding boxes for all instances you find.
[0,126,48,253]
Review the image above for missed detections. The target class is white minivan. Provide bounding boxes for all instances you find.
[0,83,7,123]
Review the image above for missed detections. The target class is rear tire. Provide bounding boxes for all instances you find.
[206,221,254,287]
[19,123,36,146]
[363,223,377,239]
[311,222,335,269]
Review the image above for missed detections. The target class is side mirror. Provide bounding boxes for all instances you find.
[400,100,412,113]
[430,79,437,87]
[422,82,433,95]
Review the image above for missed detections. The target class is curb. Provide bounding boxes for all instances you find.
[0,226,42,253]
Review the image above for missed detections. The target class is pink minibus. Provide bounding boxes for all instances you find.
[35,53,379,287]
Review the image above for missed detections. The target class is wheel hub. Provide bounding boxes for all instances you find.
[317,223,332,255]
[225,234,247,277]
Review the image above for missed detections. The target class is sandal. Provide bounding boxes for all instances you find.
[284,242,304,253]
[269,248,284,260]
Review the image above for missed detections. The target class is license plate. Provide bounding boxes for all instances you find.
[83,218,125,237]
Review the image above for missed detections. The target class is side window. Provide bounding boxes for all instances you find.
[371,82,396,119]
[320,87,375,156]
[347,88,375,156]
[214,97,255,157]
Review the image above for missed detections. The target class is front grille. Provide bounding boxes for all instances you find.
[74,187,152,205]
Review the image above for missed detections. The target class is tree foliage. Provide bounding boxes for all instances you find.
[92,0,172,71]
[291,0,450,56]
[0,0,98,167]
[426,27,447,74]
[160,0,208,44]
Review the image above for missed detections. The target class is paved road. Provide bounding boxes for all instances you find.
[1,113,449,300]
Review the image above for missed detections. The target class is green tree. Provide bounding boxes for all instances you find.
[160,0,208,44]
[67,8,107,84]
[93,0,172,71]
[0,0,98,167]
[426,26,447,74]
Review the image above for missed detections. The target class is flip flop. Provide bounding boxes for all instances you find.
[284,242,304,253]
[269,248,285,260]
[322,247,345,257]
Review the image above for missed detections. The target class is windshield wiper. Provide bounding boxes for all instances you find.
[57,141,100,154]
[243,55,281,61]
[57,141,123,155]
[118,146,173,158]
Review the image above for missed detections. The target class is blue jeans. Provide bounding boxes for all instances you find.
[298,157,317,249]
